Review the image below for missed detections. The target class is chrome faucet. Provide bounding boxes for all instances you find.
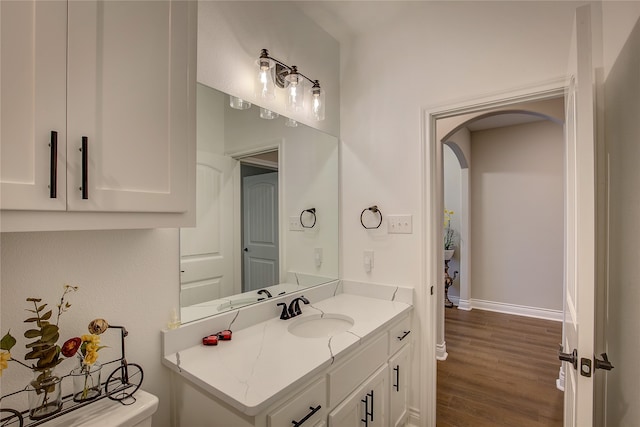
[277,296,310,320]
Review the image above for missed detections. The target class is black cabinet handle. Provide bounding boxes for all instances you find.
[361,390,374,425]
[49,131,58,198]
[397,330,411,341]
[80,136,88,199]
[291,405,321,427]
[393,365,400,391]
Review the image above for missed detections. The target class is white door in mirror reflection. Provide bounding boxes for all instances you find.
[243,172,279,292]
[180,153,236,306]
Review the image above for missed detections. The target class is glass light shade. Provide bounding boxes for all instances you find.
[285,72,305,113]
[255,57,275,100]
[229,96,251,110]
[309,82,325,121]
[285,118,298,127]
[260,108,279,120]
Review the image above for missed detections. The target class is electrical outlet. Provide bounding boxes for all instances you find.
[388,214,413,234]
[289,216,303,231]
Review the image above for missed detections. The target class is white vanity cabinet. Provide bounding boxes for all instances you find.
[389,344,411,427]
[0,0,196,231]
[170,310,412,427]
[328,364,389,427]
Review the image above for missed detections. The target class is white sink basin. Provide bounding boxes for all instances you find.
[288,314,354,338]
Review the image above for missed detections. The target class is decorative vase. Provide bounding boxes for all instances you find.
[444,249,455,261]
[28,369,62,420]
[71,359,102,402]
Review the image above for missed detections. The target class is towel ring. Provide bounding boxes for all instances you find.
[360,205,383,229]
[300,208,317,228]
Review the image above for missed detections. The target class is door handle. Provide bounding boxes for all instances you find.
[49,131,58,198]
[594,353,614,371]
[558,347,578,370]
[80,136,88,199]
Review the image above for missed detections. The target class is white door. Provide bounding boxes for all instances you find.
[0,0,67,211]
[66,0,191,212]
[180,153,236,307]
[561,5,601,425]
[242,172,279,292]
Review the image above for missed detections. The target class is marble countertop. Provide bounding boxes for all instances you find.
[163,291,412,416]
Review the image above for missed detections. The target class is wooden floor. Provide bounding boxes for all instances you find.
[436,308,564,427]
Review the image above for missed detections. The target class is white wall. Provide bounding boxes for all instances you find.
[337,1,586,416]
[602,3,640,425]
[0,230,179,426]
[197,1,340,137]
[470,120,564,310]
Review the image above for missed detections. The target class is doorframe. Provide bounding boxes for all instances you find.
[229,140,285,292]
[420,79,567,426]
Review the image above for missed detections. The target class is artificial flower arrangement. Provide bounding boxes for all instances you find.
[0,285,106,419]
[444,209,457,250]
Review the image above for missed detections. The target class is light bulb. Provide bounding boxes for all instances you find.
[309,80,325,121]
[285,66,304,112]
[255,50,275,100]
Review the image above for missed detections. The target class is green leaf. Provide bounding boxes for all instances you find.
[26,298,42,303]
[24,317,39,323]
[36,346,58,367]
[0,331,16,351]
[25,341,49,349]
[40,310,52,321]
[24,329,42,338]
[25,348,48,360]
[41,324,59,342]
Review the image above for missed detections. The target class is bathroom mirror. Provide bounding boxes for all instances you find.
[179,84,339,323]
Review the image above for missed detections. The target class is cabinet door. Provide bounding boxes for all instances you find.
[0,0,67,210]
[389,344,411,427]
[66,0,192,212]
[328,365,388,427]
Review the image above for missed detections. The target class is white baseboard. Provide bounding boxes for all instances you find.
[471,298,562,322]
[457,298,471,311]
[436,342,448,360]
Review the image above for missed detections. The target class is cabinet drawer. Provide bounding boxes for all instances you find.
[268,377,326,427]
[389,314,412,355]
[328,333,387,408]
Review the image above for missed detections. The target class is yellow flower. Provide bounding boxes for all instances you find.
[0,351,10,376]
[81,334,100,345]
[84,350,98,365]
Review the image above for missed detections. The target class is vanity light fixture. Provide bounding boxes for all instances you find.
[255,48,325,121]
[259,108,279,120]
[285,118,298,127]
[229,95,252,110]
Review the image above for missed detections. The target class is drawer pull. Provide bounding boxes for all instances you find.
[49,131,58,198]
[397,330,411,341]
[292,405,321,426]
[393,365,400,391]
[80,136,88,199]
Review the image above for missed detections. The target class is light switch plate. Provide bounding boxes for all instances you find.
[289,216,303,231]
[388,214,413,234]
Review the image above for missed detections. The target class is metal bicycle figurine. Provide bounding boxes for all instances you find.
[0,325,143,427]
[102,325,144,405]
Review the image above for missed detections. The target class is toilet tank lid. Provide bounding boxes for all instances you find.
[40,390,159,427]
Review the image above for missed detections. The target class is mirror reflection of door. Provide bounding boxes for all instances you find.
[180,152,235,307]
[241,162,279,292]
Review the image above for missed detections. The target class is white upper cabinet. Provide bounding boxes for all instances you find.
[0,1,68,211]
[0,0,196,230]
